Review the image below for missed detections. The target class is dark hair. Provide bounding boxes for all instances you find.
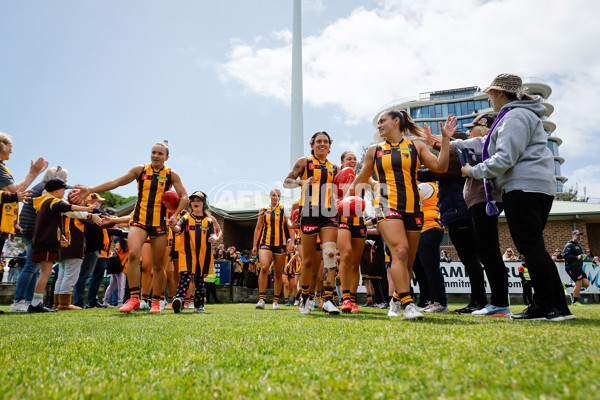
[310,131,332,156]
[505,91,534,102]
[384,110,424,138]
[340,150,355,163]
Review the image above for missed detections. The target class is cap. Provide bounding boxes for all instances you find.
[572,230,583,236]
[86,193,106,202]
[464,113,495,129]
[45,178,72,192]
[189,190,207,202]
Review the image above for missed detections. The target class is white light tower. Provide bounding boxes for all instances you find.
[290,0,304,168]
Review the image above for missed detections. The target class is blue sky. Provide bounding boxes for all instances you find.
[2,0,600,202]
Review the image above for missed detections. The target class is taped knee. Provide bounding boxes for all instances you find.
[323,242,337,270]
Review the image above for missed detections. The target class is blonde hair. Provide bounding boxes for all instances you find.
[0,132,13,152]
[43,166,68,182]
[153,139,170,155]
[470,126,489,138]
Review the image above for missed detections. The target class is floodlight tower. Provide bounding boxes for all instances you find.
[290,0,304,168]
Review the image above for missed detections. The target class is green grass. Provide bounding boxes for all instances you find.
[1,303,599,399]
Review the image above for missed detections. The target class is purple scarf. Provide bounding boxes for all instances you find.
[481,107,512,216]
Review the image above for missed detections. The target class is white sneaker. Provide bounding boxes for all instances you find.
[139,300,150,311]
[388,299,402,317]
[293,300,299,306]
[322,300,340,315]
[272,302,280,310]
[418,301,432,312]
[308,298,315,311]
[186,301,194,309]
[256,299,265,309]
[422,302,450,313]
[9,300,28,312]
[299,298,311,314]
[403,303,425,320]
[102,300,115,308]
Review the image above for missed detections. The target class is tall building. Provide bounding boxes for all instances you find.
[373,79,566,192]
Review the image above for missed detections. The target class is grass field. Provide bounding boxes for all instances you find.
[1,303,599,400]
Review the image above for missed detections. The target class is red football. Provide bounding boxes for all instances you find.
[337,196,365,218]
[334,167,356,196]
[291,208,299,223]
[162,190,180,211]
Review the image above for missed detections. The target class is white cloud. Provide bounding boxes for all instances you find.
[218,0,600,176]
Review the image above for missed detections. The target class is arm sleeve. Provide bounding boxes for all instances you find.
[469,115,531,180]
[63,211,89,219]
[0,166,14,189]
[0,191,18,203]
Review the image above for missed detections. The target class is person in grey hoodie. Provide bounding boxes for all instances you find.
[461,73,573,321]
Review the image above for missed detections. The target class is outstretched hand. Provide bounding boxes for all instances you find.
[16,187,32,204]
[439,115,458,139]
[71,186,91,205]
[30,157,49,176]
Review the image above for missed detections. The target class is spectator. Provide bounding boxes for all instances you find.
[502,248,518,262]
[517,258,533,305]
[440,250,452,263]
[551,249,564,262]
[582,249,594,262]
[8,256,20,283]
[10,166,68,313]
[0,132,48,255]
[462,73,572,321]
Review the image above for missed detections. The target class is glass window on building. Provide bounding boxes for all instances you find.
[554,160,561,176]
[556,180,563,192]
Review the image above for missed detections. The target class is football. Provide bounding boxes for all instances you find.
[417,183,435,201]
[162,190,180,211]
[291,208,299,223]
[334,167,356,196]
[337,196,365,218]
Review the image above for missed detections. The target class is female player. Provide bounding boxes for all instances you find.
[253,189,295,310]
[336,150,377,313]
[350,111,456,319]
[284,131,339,314]
[75,140,188,314]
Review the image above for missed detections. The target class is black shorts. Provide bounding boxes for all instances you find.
[130,221,168,237]
[566,265,587,281]
[374,207,423,232]
[338,222,367,239]
[299,215,338,235]
[259,244,287,254]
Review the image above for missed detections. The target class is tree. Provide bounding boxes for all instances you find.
[98,191,137,209]
[555,183,589,202]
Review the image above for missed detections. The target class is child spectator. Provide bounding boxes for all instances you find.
[29,179,95,313]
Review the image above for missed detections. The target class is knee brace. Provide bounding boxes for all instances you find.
[322,242,337,270]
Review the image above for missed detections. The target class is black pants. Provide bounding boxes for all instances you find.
[413,228,447,306]
[502,191,566,309]
[447,218,487,305]
[176,272,205,308]
[469,202,509,307]
[205,282,220,303]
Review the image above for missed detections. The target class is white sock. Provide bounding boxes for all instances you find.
[31,294,44,307]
